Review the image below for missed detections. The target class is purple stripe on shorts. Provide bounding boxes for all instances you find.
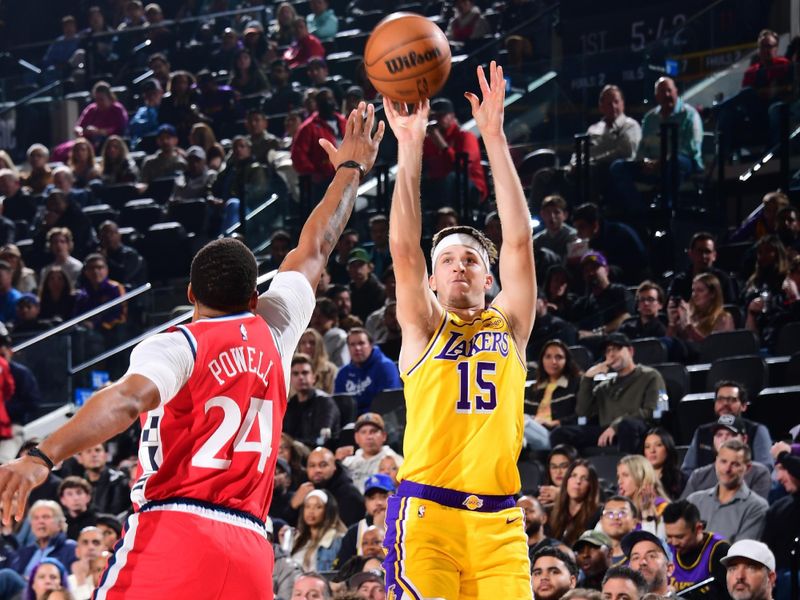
[398,480,515,513]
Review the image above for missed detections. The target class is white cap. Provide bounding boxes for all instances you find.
[720,540,775,572]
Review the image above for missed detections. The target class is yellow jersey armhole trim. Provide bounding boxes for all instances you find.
[404,310,449,377]
[488,305,527,370]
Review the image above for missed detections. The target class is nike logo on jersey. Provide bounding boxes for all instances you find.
[506,516,521,524]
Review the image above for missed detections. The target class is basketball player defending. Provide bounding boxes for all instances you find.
[0,102,384,599]
[382,62,536,599]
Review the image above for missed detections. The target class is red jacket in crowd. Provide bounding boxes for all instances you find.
[422,122,488,201]
[291,111,348,183]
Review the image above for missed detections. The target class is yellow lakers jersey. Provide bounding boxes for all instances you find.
[397,306,526,495]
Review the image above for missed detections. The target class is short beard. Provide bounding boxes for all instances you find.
[526,520,542,536]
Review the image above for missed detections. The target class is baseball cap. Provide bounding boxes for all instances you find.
[720,539,775,572]
[347,248,371,265]
[157,123,177,137]
[430,97,455,114]
[712,414,746,436]
[355,412,385,432]
[186,145,206,160]
[580,250,608,268]
[349,571,383,590]
[0,244,20,258]
[94,513,122,537]
[573,530,612,550]
[621,530,673,563]
[17,293,39,306]
[605,332,633,349]
[364,473,395,495]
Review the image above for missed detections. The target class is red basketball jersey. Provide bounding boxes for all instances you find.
[131,313,286,521]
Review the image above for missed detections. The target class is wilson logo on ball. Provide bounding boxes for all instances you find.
[384,47,443,75]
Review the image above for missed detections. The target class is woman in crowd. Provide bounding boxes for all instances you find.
[667,272,734,343]
[1,244,36,293]
[74,81,129,151]
[271,3,298,46]
[297,328,337,394]
[38,266,76,322]
[26,558,70,600]
[524,340,581,451]
[547,459,601,546]
[543,265,577,320]
[617,454,670,537]
[538,444,579,507]
[291,489,347,572]
[188,123,224,162]
[279,432,308,490]
[642,427,687,500]
[744,234,791,346]
[21,144,52,194]
[100,136,138,185]
[68,138,100,188]
[229,48,269,97]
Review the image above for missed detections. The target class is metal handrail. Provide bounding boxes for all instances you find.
[68,270,277,375]
[0,80,62,118]
[12,283,152,353]
[224,194,278,236]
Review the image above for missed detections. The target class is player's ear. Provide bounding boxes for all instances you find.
[248,290,259,312]
[429,273,437,292]
[187,283,196,304]
[484,271,493,290]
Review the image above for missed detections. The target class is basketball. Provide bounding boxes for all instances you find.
[364,12,452,103]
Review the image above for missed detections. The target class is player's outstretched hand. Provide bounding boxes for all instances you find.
[319,101,385,175]
[464,61,505,139]
[383,98,430,146]
[0,456,50,525]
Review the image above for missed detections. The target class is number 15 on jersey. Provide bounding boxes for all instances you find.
[456,361,497,414]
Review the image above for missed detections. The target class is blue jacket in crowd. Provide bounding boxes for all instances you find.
[334,346,401,414]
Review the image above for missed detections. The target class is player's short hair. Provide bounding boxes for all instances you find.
[291,353,313,369]
[713,380,748,405]
[541,195,567,211]
[603,495,640,520]
[532,546,579,578]
[190,238,257,312]
[58,476,92,497]
[602,565,647,594]
[431,225,498,267]
[662,499,701,527]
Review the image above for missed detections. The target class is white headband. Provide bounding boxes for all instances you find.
[431,233,490,272]
[305,489,329,505]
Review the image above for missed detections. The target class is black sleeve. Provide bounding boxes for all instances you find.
[337,485,366,527]
[777,451,800,481]
[336,524,359,565]
[709,539,732,600]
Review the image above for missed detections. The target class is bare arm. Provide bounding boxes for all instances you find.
[465,62,536,349]
[279,102,385,290]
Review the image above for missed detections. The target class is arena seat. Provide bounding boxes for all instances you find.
[705,355,767,400]
[584,449,625,488]
[332,393,356,429]
[371,389,404,416]
[630,337,667,366]
[146,177,177,205]
[168,199,207,235]
[786,353,800,386]
[774,322,800,356]
[517,459,543,495]
[747,386,800,440]
[697,329,759,363]
[678,393,716,444]
[652,362,690,440]
[95,183,143,211]
[120,199,163,231]
[140,222,191,280]
[82,204,119,229]
[568,345,594,372]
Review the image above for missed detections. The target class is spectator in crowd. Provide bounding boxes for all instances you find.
[268,458,296,525]
[735,191,791,246]
[188,123,222,161]
[663,500,730,599]
[517,495,558,559]
[762,441,800,598]
[622,531,675,597]
[528,292,578,361]
[284,353,341,448]
[291,572,333,599]
[642,428,687,501]
[74,82,129,151]
[74,254,127,332]
[297,328,338,394]
[667,273,735,344]
[195,70,239,137]
[721,540,776,600]
[336,413,403,493]
[534,195,578,261]
[21,144,53,195]
[93,514,121,553]
[229,49,270,97]
[268,517,304,599]
[291,490,347,572]
[667,232,737,304]
[172,145,217,201]
[13,293,53,336]
[422,97,487,205]
[67,526,104,600]
[0,152,16,178]
[293,447,365,526]
[40,228,83,288]
[38,266,76,322]
[362,215,391,281]
[617,455,670,537]
[97,221,147,288]
[542,265,578,322]
[334,328,401,415]
[10,501,77,576]
[349,570,385,598]
[43,15,80,75]
[608,77,704,216]
[0,245,35,295]
[777,205,800,258]
[601,566,647,600]
[271,3,298,45]
[0,261,22,325]
[263,60,304,115]
[618,282,667,340]
[326,285,361,331]
[128,79,164,150]
[214,135,272,233]
[572,530,612,591]
[336,473,394,566]
[284,17,326,69]
[561,590,602,600]
[309,59,345,108]
[306,0,338,42]
[572,251,634,340]
[345,249,385,323]
[0,328,42,426]
[26,558,70,600]
[0,168,36,224]
[681,415,771,500]
[538,444,579,508]
[210,27,240,72]
[311,297,350,367]
[140,124,188,184]
[531,546,579,600]
[378,455,400,489]
[38,189,96,260]
[551,333,662,452]
[681,381,773,475]
[686,439,769,543]
[524,340,581,451]
[598,496,641,568]
[155,69,198,145]
[548,459,601,546]
[328,229,359,285]
[99,136,138,185]
[246,109,281,166]
[74,444,130,516]
[446,0,491,42]
[58,477,97,540]
[743,235,791,346]
[79,6,114,74]
[364,266,397,345]
[67,139,101,189]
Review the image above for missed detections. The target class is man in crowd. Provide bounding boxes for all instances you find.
[597,496,640,567]
[336,413,403,493]
[306,57,343,104]
[283,354,340,448]
[364,215,391,281]
[245,109,281,166]
[573,530,612,590]
[526,290,577,361]
[263,59,303,116]
[0,169,36,224]
[334,328,401,415]
[0,262,21,325]
[531,546,578,600]
[328,229,359,285]
[98,220,147,287]
[623,530,675,597]
[686,439,769,543]
[9,500,77,576]
[336,473,394,565]
[365,266,397,343]
[58,476,97,540]
[681,415,771,499]
[551,333,663,452]
[602,566,648,600]
[667,232,737,304]
[306,0,338,41]
[128,79,163,150]
[326,285,361,331]
[571,252,634,339]
[310,297,349,367]
[74,444,130,515]
[618,281,667,340]
[518,495,558,561]
[722,540,776,600]
[68,526,105,598]
[682,381,773,475]
[290,572,332,599]
[346,249,386,323]
[140,124,187,184]
[533,195,577,261]
[663,499,730,599]
[350,572,385,600]
[74,254,127,334]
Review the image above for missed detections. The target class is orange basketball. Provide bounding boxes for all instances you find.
[364,13,452,103]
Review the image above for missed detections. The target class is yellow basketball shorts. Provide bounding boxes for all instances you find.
[382,483,532,600]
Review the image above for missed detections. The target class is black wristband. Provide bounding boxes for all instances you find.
[27,447,55,470]
[337,160,366,180]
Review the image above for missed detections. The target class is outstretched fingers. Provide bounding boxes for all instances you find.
[364,102,375,138]
[373,120,386,144]
[476,64,490,100]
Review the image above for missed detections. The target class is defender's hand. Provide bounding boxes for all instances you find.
[0,456,50,524]
[319,101,385,175]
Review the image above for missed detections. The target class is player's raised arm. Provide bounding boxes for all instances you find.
[384,99,442,340]
[278,101,385,290]
[464,62,536,348]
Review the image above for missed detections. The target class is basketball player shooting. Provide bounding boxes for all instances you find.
[382,62,537,599]
[0,102,384,599]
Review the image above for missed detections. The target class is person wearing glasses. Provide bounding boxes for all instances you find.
[666,232,737,304]
[618,281,667,340]
[597,496,640,568]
